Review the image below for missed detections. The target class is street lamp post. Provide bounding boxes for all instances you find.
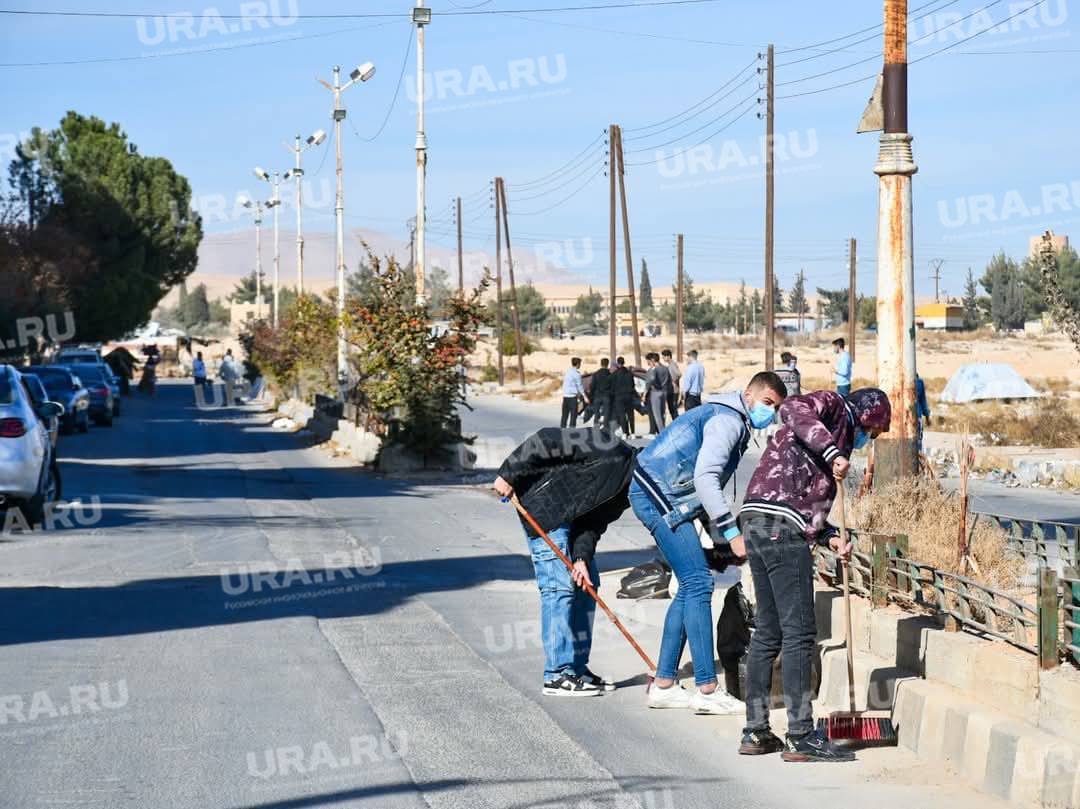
[317,61,375,387]
[254,168,283,327]
[242,200,265,319]
[413,4,431,307]
[284,129,327,297]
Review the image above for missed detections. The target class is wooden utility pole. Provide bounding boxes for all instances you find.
[608,124,617,365]
[764,44,775,370]
[494,177,504,386]
[613,125,642,366]
[496,178,526,386]
[676,234,685,361]
[849,237,857,362]
[456,196,464,294]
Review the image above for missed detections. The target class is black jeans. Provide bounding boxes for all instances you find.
[742,513,817,737]
[560,396,579,427]
[683,393,701,411]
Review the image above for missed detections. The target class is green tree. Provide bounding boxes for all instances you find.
[13,112,202,341]
[961,268,981,329]
[981,252,1025,330]
[858,295,877,329]
[179,283,211,328]
[816,287,849,325]
[658,275,716,332]
[639,258,654,311]
[788,270,809,316]
[773,282,784,314]
[208,298,230,325]
[569,287,604,326]
[489,284,548,332]
[230,271,271,304]
[750,289,762,332]
[1020,245,1080,321]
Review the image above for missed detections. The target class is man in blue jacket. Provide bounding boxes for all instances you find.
[630,371,788,714]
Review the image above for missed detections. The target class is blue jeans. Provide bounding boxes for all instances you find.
[836,384,851,396]
[629,481,716,686]
[526,525,599,681]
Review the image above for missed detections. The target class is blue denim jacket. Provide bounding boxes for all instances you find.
[633,392,751,532]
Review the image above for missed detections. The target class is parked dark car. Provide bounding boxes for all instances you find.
[24,366,90,434]
[102,368,121,416]
[20,373,62,448]
[61,363,114,427]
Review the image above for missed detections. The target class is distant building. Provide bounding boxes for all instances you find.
[229,302,261,332]
[915,303,964,330]
[774,313,816,334]
[1029,232,1069,258]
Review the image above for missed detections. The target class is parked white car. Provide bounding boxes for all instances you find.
[0,365,63,525]
[55,345,104,365]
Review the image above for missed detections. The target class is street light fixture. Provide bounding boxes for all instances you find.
[284,128,327,296]
[412,6,431,24]
[317,61,376,391]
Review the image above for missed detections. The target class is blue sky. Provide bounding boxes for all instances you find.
[2,0,1078,300]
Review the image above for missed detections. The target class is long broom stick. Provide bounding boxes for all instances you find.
[508,496,657,686]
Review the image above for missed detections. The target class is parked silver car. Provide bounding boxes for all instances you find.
[0,365,63,525]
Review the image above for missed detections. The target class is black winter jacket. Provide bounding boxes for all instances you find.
[497,427,637,564]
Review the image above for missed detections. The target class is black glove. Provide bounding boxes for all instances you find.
[704,544,745,573]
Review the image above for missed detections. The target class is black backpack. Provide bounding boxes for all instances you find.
[616,560,671,599]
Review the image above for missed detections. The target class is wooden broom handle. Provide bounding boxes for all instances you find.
[838,483,857,713]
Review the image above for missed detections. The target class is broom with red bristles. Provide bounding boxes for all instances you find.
[818,483,897,745]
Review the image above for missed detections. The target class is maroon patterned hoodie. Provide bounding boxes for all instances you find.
[740,388,891,543]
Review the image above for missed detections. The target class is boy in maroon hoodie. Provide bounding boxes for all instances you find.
[736,387,891,762]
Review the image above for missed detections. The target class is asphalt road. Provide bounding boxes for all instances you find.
[0,382,1021,808]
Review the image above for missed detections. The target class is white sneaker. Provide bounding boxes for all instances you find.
[690,688,744,716]
[647,683,692,709]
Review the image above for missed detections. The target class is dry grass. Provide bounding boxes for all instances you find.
[517,371,562,401]
[847,477,1023,591]
[935,397,1080,448]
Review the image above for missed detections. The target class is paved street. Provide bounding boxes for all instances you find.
[0,381,1027,808]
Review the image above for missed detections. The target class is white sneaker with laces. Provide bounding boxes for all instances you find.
[647,683,692,709]
[690,688,744,716]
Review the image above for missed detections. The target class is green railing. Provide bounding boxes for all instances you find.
[973,513,1079,569]
[815,531,1072,669]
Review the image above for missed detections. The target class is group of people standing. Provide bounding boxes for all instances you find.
[500,362,893,763]
[560,350,706,436]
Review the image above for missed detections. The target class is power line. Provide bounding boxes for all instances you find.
[623,89,758,153]
[351,24,413,142]
[506,154,606,202]
[506,132,606,189]
[775,0,949,54]
[623,101,758,166]
[0,0,728,20]
[509,167,605,215]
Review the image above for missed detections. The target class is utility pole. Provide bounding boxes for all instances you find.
[494,176,504,386]
[497,178,525,386]
[764,44,775,370]
[290,135,305,297]
[456,196,463,294]
[608,124,617,365]
[676,233,684,361]
[613,125,642,366]
[874,0,919,481]
[930,258,944,302]
[413,3,432,306]
[270,175,280,327]
[242,200,264,319]
[849,237,857,362]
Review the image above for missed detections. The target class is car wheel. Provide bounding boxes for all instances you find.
[78,413,89,433]
[21,460,58,527]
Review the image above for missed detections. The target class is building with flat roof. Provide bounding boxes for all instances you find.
[915,302,964,330]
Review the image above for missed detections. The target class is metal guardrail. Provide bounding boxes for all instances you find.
[973,513,1079,569]
[1063,568,1080,668]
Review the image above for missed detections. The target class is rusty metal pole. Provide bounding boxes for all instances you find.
[614,125,642,366]
[875,0,919,481]
[764,44,775,371]
[676,234,684,361]
[498,178,526,387]
[495,176,504,387]
[609,125,617,365]
[849,237,857,363]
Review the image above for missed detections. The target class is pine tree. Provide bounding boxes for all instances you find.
[639,258,653,312]
[961,268,980,330]
[788,271,809,316]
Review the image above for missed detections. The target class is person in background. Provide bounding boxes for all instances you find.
[589,358,613,429]
[832,338,852,396]
[643,352,670,435]
[192,352,208,393]
[680,350,705,410]
[777,351,801,397]
[493,426,637,695]
[631,372,788,714]
[737,387,891,762]
[219,348,240,406]
[662,349,681,420]
[561,357,588,428]
[612,356,637,436]
[915,373,931,454]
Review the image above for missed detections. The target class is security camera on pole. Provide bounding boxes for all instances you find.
[317,61,376,387]
[241,199,265,319]
[284,129,327,297]
[254,167,283,327]
[413,3,432,307]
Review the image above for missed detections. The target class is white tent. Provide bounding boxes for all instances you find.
[938,363,1042,404]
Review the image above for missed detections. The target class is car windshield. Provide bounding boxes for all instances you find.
[30,368,73,391]
[69,365,105,384]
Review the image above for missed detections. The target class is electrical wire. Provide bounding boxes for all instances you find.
[622,56,759,137]
[623,101,758,166]
[623,88,758,152]
[506,132,606,189]
[775,0,948,54]
[507,154,606,202]
[0,0,729,20]
[507,167,605,216]
[352,23,413,142]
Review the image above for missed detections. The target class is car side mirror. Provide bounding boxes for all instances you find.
[38,401,65,419]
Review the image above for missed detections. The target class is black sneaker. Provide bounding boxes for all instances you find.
[738,729,785,756]
[543,673,602,697]
[781,728,857,762]
[578,668,615,691]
